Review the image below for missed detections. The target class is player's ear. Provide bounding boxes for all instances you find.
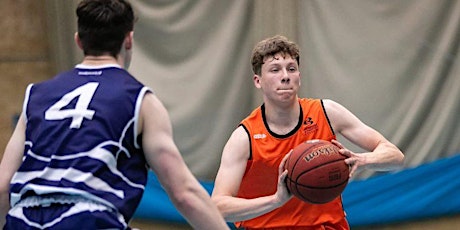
[74,32,83,50]
[124,31,134,50]
[253,74,262,89]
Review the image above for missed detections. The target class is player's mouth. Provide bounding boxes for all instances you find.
[277,87,294,92]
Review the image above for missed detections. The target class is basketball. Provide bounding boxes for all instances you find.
[284,139,350,204]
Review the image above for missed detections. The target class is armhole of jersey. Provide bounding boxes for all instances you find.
[134,86,152,149]
[239,124,252,160]
[23,84,34,124]
[320,99,336,136]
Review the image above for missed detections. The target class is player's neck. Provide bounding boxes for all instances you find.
[264,100,300,134]
[265,97,299,119]
[82,55,119,66]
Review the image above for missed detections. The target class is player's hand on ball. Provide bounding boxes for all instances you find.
[276,151,293,205]
[331,139,365,177]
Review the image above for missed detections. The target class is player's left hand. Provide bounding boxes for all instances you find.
[331,139,367,177]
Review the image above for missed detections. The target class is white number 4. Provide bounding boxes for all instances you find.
[45,82,99,129]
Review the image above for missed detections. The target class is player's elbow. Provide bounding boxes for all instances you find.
[210,195,234,221]
[386,144,405,170]
[379,141,405,170]
[395,150,405,168]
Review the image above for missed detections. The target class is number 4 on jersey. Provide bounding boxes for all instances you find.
[45,82,99,129]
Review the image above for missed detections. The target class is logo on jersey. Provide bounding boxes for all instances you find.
[253,133,267,139]
[303,117,318,134]
[78,70,103,76]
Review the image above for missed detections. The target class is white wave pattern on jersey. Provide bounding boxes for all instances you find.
[10,136,146,207]
[8,198,127,229]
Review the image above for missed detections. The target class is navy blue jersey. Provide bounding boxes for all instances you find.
[10,64,151,223]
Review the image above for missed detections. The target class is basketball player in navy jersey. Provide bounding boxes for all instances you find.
[0,0,228,229]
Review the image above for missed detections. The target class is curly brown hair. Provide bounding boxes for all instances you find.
[251,35,300,75]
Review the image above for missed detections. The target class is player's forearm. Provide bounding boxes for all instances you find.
[178,202,229,229]
[171,188,229,230]
[367,142,404,171]
[213,194,283,222]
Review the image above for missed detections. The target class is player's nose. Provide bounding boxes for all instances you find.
[281,78,290,84]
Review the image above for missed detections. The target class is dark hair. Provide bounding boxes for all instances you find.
[76,0,135,57]
[251,35,300,75]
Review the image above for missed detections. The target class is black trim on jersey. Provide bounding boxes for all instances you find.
[261,103,303,139]
[238,124,253,160]
[321,99,336,136]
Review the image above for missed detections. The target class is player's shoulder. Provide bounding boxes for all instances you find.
[28,71,72,92]
[321,99,345,112]
[139,92,169,120]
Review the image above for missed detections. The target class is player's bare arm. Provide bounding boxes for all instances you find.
[211,126,292,222]
[139,93,229,230]
[323,99,404,176]
[0,114,27,226]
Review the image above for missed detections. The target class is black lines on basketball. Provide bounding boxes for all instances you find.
[284,140,350,204]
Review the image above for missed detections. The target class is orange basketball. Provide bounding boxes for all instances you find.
[284,139,350,204]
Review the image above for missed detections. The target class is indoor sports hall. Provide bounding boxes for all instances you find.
[1,1,459,229]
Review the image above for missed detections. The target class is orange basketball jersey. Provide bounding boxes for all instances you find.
[236,98,349,229]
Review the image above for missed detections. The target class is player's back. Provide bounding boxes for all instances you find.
[11,64,150,221]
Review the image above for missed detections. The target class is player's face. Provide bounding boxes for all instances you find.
[255,53,301,103]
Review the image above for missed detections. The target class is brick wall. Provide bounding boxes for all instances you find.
[0,1,52,155]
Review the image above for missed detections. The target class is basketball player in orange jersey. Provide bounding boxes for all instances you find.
[211,35,404,229]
